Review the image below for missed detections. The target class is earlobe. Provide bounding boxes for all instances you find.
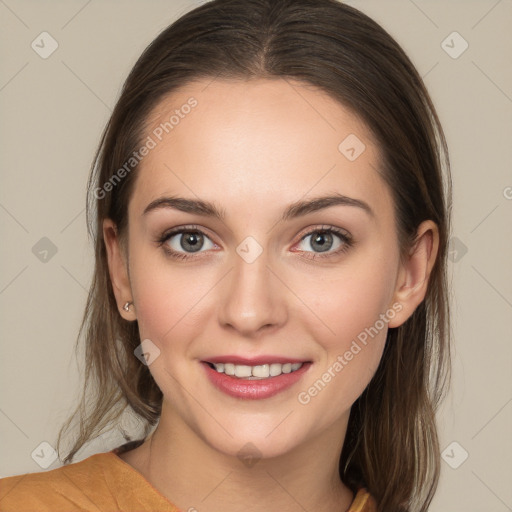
[387,220,439,328]
[103,219,136,321]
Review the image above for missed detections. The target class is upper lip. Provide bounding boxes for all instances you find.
[203,355,310,365]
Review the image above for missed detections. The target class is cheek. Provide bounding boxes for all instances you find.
[291,245,397,413]
[128,248,215,347]
[298,246,398,352]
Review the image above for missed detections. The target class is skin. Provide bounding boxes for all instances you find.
[104,78,439,512]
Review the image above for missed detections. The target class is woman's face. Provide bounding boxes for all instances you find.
[118,78,405,458]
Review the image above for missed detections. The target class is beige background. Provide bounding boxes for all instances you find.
[1,0,511,510]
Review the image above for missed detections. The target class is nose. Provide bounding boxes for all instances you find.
[217,248,288,337]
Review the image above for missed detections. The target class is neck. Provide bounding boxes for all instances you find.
[130,403,354,512]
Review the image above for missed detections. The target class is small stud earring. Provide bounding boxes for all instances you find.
[123,301,133,312]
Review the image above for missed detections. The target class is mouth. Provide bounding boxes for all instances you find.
[201,357,312,400]
[205,361,304,380]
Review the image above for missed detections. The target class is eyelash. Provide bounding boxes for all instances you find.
[156,224,354,261]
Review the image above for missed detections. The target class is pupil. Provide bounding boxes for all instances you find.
[182,232,203,252]
[312,231,332,253]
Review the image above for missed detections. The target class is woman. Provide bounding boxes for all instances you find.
[0,1,451,511]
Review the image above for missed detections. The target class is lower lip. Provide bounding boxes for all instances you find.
[202,362,311,400]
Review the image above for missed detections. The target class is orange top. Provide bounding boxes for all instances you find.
[0,447,377,512]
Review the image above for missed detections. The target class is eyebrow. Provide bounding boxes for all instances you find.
[143,193,374,221]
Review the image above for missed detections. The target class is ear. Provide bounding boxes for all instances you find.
[387,220,439,328]
[103,218,136,321]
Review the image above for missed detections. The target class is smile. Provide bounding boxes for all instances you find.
[201,358,312,400]
[206,362,303,379]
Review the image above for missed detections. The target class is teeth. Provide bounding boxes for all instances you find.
[234,365,252,378]
[252,364,270,378]
[269,363,282,376]
[211,362,303,379]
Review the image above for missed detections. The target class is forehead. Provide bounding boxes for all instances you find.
[130,78,392,222]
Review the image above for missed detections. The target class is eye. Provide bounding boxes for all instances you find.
[159,226,217,260]
[157,224,353,261]
[294,226,352,259]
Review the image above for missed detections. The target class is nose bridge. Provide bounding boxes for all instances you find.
[218,242,286,336]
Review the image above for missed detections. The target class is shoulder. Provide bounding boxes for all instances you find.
[0,450,177,512]
[0,452,118,511]
[348,487,378,512]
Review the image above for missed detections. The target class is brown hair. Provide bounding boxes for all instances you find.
[57,1,451,510]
